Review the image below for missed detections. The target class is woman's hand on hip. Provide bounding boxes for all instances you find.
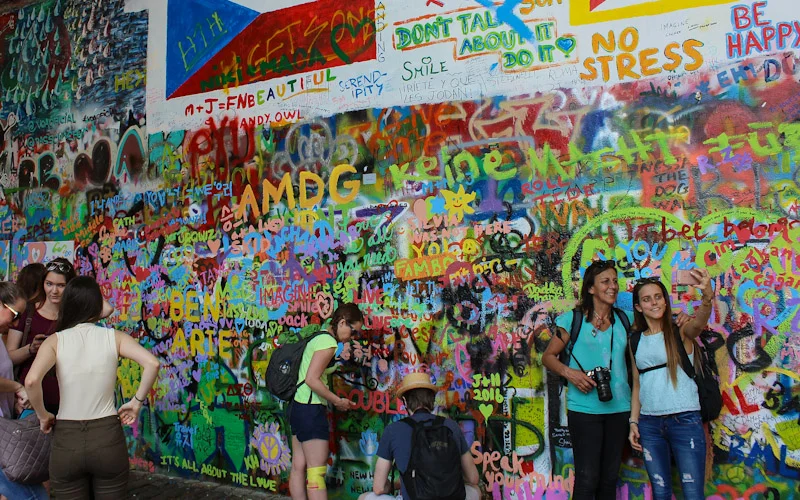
[38,412,55,434]
[118,399,143,425]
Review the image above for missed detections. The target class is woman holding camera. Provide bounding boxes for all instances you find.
[542,259,633,500]
[627,270,714,500]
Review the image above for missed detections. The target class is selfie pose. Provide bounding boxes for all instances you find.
[628,269,714,500]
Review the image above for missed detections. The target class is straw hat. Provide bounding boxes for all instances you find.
[396,372,438,398]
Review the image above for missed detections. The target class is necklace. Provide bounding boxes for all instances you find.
[591,311,609,337]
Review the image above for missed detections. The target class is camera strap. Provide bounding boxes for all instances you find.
[571,322,614,373]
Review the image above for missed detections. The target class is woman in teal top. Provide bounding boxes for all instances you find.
[627,270,714,500]
[289,303,363,500]
[543,259,632,500]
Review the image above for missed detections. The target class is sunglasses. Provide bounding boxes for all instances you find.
[3,302,19,321]
[635,277,662,285]
[346,322,362,335]
[45,261,73,274]
[587,259,617,271]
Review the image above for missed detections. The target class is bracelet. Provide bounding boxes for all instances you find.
[628,418,638,425]
[133,394,146,403]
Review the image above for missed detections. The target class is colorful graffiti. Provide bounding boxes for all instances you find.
[2,0,800,498]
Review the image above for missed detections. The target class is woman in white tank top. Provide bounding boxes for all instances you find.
[25,276,160,500]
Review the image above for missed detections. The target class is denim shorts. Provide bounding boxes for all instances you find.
[289,402,330,442]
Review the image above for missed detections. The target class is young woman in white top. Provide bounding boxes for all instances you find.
[26,276,160,500]
[628,269,714,500]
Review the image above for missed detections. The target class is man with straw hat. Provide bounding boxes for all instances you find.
[358,372,480,500]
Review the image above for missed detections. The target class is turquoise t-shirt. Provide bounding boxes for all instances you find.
[294,333,338,405]
[555,310,632,414]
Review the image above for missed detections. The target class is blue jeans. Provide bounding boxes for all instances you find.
[638,411,706,500]
[0,467,48,499]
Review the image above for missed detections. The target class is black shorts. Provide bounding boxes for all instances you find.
[289,402,330,442]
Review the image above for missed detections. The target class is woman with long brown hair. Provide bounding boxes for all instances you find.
[542,259,633,500]
[627,269,714,500]
[26,276,159,499]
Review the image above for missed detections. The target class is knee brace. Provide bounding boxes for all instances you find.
[307,465,327,490]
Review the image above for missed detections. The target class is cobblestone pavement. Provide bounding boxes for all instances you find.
[126,471,290,499]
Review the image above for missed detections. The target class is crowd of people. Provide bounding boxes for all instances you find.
[0,260,159,500]
[0,257,715,500]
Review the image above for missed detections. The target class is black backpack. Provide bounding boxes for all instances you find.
[266,331,333,402]
[401,416,465,500]
[556,307,632,386]
[629,325,722,423]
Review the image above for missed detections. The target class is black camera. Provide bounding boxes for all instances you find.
[586,367,613,402]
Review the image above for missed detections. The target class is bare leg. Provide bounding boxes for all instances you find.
[302,438,330,500]
[290,435,308,500]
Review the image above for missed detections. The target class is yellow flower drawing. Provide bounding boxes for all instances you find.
[441,185,476,221]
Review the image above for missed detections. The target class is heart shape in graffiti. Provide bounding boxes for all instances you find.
[330,17,376,65]
[478,403,493,421]
[27,242,46,263]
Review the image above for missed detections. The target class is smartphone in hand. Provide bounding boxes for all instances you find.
[676,270,700,285]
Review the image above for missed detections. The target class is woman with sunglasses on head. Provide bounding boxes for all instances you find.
[289,303,362,500]
[6,258,76,414]
[0,282,49,500]
[627,270,714,500]
[542,259,633,500]
[25,276,160,499]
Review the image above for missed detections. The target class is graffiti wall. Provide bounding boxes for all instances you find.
[1,0,800,497]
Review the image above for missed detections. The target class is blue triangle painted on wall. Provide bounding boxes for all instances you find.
[166,0,258,98]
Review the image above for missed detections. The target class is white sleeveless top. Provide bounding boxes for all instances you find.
[56,324,118,421]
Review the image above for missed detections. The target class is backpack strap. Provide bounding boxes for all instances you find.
[629,330,642,357]
[402,416,418,428]
[564,308,587,372]
[13,305,35,380]
[612,307,631,334]
[296,331,337,405]
[631,324,697,379]
[637,362,667,374]
[671,325,697,380]
[569,308,582,345]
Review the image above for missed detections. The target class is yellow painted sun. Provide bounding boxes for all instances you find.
[441,185,477,221]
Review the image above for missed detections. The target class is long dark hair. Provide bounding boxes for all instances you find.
[632,279,680,386]
[16,263,46,306]
[54,276,103,332]
[579,260,618,322]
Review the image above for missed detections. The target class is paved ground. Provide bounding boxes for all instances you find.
[127,471,290,499]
